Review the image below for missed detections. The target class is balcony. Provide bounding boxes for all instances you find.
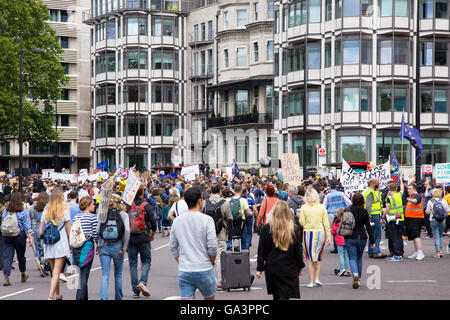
[208,113,273,128]
[189,71,214,81]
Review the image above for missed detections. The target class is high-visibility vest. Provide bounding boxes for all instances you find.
[405,193,424,219]
[387,192,404,222]
[445,194,450,215]
[364,188,383,215]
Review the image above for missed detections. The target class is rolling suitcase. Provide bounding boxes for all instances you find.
[221,237,252,291]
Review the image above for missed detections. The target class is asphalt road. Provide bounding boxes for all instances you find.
[1,228,449,300]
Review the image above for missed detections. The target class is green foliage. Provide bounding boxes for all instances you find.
[0,0,68,146]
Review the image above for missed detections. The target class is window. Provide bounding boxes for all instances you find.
[361,39,372,64]
[50,9,58,21]
[435,89,448,113]
[343,88,359,111]
[126,84,148,103]
[325,42,332,67]
[201,51,206,75]
[201,23,206,41]
[335,39,341,65]
[208,20,213,40]
[394,88,407,111]
[253,42,259,62]
[60,115,69,127]
[254,2,259,21]
[266,85,273,114]
[151,83,178,103]
[309,0,321,22]
[336,0,342,18]
[339,136,369,162]
[308,91,320,114]
[325,88,331,113]
[1,142,10,155]
[379,40,392,64]
[236,90,249,115]
[61,63,69,74]
[335,87,341,112]
[194,52,199,75]
[394,39,409,64]
[193,86,199,109]
[422,42,433,66]
[308,44,320,68]
[236,47,247,67]
[60,10,68,22]
[237,10,247,27]
[267,41,274,61]
[380,0,392,16]
[126,17,147,36]
[62,89,70,100]
[107,21,115,39]
[362,0,372,16]
[326,0,332,20]
[124,50,147,69]
[60,36,69,49]
[224,91,229,116]
[208,49,213,74]
[361,87,370,111]
[421,89,433,112]
[343,40,359,64]
[378,88,392,111]
[224,11,229,29]
[268,0,274,19]
[436,0,448,18]
[422,0,434,18]
[344,0,359,17]
[376,136,411,165]
[194,24,199,41]
[395,0,408,16]
[435,42,448,66]
[254,86,259,110]
[224,49,229,68]
[152,18,177,36]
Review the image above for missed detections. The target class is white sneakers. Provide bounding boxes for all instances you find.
[408,251,425,261]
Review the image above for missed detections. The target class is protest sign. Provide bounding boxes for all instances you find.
[279,153,302,187]
[97,178,114,224]
[49,172,74,181]
[223,167,233,180]
[436,163,450,184]
[185,173,196,181]
[0,172,5,176]
[42,169,55,179]
[341,159,390,192]
[79,169,88,176]
[123,172,142,206]
[181,165,200,176]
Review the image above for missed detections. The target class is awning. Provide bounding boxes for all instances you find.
[208,75,273,91]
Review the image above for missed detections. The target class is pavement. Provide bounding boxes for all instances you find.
[1,228,449,300]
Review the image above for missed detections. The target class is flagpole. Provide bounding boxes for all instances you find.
[400,110,404,175]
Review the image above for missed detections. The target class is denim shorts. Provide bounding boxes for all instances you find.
[178,269,216,299]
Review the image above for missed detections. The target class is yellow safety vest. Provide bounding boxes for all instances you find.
[363,188,383,215]
[387,192,404,222]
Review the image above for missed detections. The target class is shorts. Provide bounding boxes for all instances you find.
[178,269,216,299]
[404,217,422,241]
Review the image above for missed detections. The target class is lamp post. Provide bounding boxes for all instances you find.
[18,38,44,193]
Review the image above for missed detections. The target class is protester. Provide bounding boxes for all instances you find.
[256,185,279,226]
[97,194,130,300]
[422,179,434,239]
[287,185,304,226]
[363,178,386,258]
[1,192,33,286]
[383,183,405,261]
[40,188,71,299]
[298,188,331,288]
[30,191,49,274]
[169,187,217,300]
[330,209,350,276]
[67,190,80,226]
[425,189,450,258]
[345,192,375,289]
[404,184,425,261]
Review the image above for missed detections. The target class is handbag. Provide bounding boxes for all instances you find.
[256,199,268,235]
[69,216,87,248]
[72,239,95,268]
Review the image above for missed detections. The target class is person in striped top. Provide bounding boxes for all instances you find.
[73,197,98,300]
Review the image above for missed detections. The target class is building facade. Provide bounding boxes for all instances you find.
[273,0,450,176]
[0,0,92,174]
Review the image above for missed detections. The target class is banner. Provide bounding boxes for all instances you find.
[341,159,391,192]
[181,165,200,177]
[123,172,142,206]
[279,153,302,187]
[79,169,88,176]
[436,163,450,184]
[97,178,114,224]
[42,169,55,179]
[49,172,74,181]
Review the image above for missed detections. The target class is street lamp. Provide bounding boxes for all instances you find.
[18,38,44,193]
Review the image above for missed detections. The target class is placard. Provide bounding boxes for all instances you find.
[97,178,114,224]
[42,169,55,179]
[436,163,450,184]
[341,159,391,192]
[79,169,88,176]
[279,153,302,187]
[181,165,200,176]
[49,172,74,181]
[123,172,142,206]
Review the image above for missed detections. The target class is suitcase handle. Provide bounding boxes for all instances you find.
[234,259,242,264]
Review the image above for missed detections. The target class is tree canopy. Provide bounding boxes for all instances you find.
[0,0,68,146]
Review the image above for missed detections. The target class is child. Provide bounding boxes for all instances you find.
[331,208,351,276]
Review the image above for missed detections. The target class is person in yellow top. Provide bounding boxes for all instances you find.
[363,178,386,259]
[298,188,331,288]
[118,178,127,193]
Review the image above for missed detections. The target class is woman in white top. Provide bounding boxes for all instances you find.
[39,187,71,300]
[425,189,450,258]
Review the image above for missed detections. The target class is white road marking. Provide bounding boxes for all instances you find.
[300,283,347,287]
[0,288,34,300]
[154,244,169,251]
[386,280,437,283]
[250,259,257,263]
[164,296,182,300]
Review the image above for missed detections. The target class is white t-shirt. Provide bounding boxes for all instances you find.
[93,187,100,198]
[170,200,189,218]
[78,189,89,200]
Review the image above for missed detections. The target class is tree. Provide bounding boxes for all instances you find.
[0,0,68,146]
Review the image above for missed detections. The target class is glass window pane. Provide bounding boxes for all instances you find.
[395,0,408,16]
[381,0,392,16]
[335,39,341,65]
[394,39,409,64]
[343,87,359,111]
[436,0,448,19]
[434,138,450,163]
[361,39,371,64]
[236,90,248,115]
[308,44,320,68]
[325,42,332,67]
[420,138,433,165]
[127,18,138,35]
[340,136,368,161]
[343,40,359,64]
[435,90,447,113]
[325,89,331,113]
[326,0,332,20]
[309,0,321,22]
[379,40,392,64]
[422,0,434,18]
[362,0,372,16]
[344,0,359,17]
[308,91,320,114]
[335,87,341,112]
[379,88,391,111]
[336,0,342,18]
[361,88,370,111]
[421,89,433,112]
[422,42,433,66]
[435,42,448,66]
[237,10,247,27]
[394,88,407,112]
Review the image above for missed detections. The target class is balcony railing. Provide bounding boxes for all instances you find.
[208,113,273,128]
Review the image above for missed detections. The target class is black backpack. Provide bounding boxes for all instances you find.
[203,199,226,234]
[99,208,125,243]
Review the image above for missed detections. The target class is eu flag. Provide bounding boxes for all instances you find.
[97,159,109,171]
[399,115,422,159]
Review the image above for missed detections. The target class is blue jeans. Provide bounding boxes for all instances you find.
[337,245,349,271]
[157,217,162,232]
[178,269,216,299]
[99,242,124,300]
[128,241,151,295]
[368,214,381,256]
[2,231,27,277]
[76,259,93,300]
[431,219,446,252]
[386,221,404,256]
[244,215,253,249]
[345,237,367,277]
[33,230,42,262]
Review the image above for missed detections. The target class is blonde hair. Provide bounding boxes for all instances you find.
[337,208,345,218]
[432,189,442,198]
[305,188,319,206]
[45,188,67,225]
[268,201,294,251]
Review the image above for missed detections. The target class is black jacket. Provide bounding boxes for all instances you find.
[344,205,375,244]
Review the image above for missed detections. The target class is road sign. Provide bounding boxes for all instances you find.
[315,144,320,149]
[423,165,432,174]
[318,148,326,156]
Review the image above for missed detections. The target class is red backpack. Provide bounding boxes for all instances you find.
[129,201,148,234]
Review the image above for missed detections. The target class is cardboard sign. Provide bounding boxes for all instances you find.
[436,163,450,184]
[185,173,196,181]
[181,165,200,176]
[97,178,114,224]
[341,159,390,192]
[49,172,74,181]
[79,169,88,176]
[42,169,55,179]
[123,172,142,206]
[279,153,302,187]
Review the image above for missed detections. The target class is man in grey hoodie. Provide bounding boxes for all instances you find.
[287,185,304,226]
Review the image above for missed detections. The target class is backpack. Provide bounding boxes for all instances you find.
[69,217,86,248]
[99,208,125,243]
[1,211,21,237]
[203,199,226,234]
[432,199,447,223]
[43,221,64,245]
[129,201,148,234]
[336,211,355,237]
[229,197,243,221]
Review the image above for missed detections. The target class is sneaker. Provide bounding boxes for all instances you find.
[250,274,255,285]
[416,252,425,261]
[408,252,418,259]
[386,256,403,262]
[338,269,346,277]
[447,244,450,255]
[334,268,340,275]
[439,251,444,258]
[352,275,360,289]
[216,284,224,291]
[136,283,151,297]
[306,283,315,288]
[37,262,46,278]
[3,277,11,286]
[21,273,29,283]
[133,293,140,298]
[373,253,387,259]
[434,253,441,259]
[314,280,323,287]
[345,271,352,277]
[59,274,68,282]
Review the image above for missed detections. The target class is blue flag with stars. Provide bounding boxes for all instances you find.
[399,114,422,159]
